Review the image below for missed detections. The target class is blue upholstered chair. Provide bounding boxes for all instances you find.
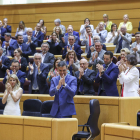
[22,99,42,117]
[72,99,100,140]
[40,100,53,117]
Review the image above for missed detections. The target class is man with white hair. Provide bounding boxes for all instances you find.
[65,25,79,39]
[75,58,96,95]
[32,23,44,47]
[23,28,38,55]
[28,53,49,94]
[54,19,66,34]
[64,26,79,46]
[114,25,131,53]
[87,35,106,58]
[93,22,107,43]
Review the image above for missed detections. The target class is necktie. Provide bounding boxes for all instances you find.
[89,35,91,47]
[33,66,38,89]
[34,31,38,37]
[101,65,108,90]
[117,37,123,53]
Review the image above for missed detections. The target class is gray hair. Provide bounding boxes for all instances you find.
[94,40,103,46]
[5,33,11,37]
[68,35,75,39]
[54,19,61,24]
[98,22,105,30]
[33,53,42,60]
[41,42,50,48]
[27,28,33,32]
[58,61,67,68]
[93,35,100,40]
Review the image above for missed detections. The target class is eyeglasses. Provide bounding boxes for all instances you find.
[12,65,19,68]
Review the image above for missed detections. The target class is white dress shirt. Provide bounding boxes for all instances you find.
[41,53,47,63]
[105,32,118,43]
[136,43,140,62]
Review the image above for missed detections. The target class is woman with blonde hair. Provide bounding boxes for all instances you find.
[65,50,80,76]
[118,14,133,33]
[2,74,23,116]
[15,21,27,37]
[102,14,112,32]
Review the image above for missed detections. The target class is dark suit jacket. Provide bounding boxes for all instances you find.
[49,74,77,117]
[11,57,27,72]
[95,62,119,96]
[3,25,11,33]
[32,31,44,47]
[75,69,96,95]
[0,56,10,78]
[64,35,79,46]
[11,43,32,62]
[87,44,107,58]
[62,44,81,60]
[65,31,80,39]
[3,70,26,89]
[23,35,38,55]
[2,39,17,56]
[42,52,55,70]
[27,63,49,94]
[1,27,7,42]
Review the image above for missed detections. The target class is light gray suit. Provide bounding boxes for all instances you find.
[114,33,132,53]
[41,52,55,70]
[89,49,106,74]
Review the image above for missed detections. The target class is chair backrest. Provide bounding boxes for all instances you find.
[0,82,5,93]
[22,99,42,117]
[40,100,54,117]
[87,99,100,139]
[0,97,6,114]
[137,111,140,126]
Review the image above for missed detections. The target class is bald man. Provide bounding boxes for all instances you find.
[114,26,131,53]
[75,59,96,95]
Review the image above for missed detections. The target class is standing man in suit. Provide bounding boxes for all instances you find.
[0,20,7,42]
[95,51,119,96]
[32,23,44,47]
[64,26,79,45]
[63,35,81,60]
[89,41,106,74]
[81,25,94,53]
[28,53,49,94]
[3,18,11,33]
[65,25,80,39]
[23,28,38,55]
[87,35,106,58]
[114,25,131,53]
[75,59,96,95]
[130,32,140,63]
[11,34,32,62]
[2,33,17,56]
[3,60,26,89]
[0,47,10,78]
[49,61,77,118]
[41,42,55,69]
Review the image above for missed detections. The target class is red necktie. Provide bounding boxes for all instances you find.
[89,35,91,46]
[34,32,38,37]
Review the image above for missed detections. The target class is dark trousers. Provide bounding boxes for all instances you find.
[32,90,40,94]
[99,90,107,96]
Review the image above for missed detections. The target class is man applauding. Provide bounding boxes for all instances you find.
[49,61,77,118]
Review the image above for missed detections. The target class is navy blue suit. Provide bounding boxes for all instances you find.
[64,35,79,46]
[32,31,44,47]
[0,27,7,42]
[87,44,107,58]
[11,43,32,62]
[2,39,17,56]
[27,63,49,94]
[95,62,119,96]
[3,25,11,33]
[23,35,38,55]
[3,70,26,89]
[62,44,81,60]
[0,56,10,78]
[49,74,77,117]
[65,31,80,39]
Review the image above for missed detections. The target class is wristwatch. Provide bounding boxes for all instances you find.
[101,71,104,75]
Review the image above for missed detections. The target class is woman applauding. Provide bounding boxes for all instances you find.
[2,74,23,116]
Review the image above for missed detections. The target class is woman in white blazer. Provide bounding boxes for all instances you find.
[119,54,139,97]
[80,18,94,40]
